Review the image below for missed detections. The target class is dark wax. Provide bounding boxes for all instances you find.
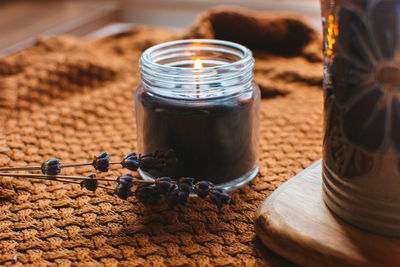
[135,85,259,185]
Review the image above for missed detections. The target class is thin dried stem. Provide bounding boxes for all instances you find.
[0,166,41,172]
[61,162,92,168]
[133,180,156,184]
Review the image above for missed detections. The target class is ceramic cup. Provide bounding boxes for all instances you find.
[320,0,400,237]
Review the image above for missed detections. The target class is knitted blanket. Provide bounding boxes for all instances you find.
[0,7,323,266]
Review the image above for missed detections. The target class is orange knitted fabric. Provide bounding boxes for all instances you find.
[0,7,323,266]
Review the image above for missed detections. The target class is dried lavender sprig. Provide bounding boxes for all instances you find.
[0,150,174,174]
[0,161,126,172]
[0,167,230,209]
[0,152,113,174]
[0,172,154,194]
[0,173,114,191]
[0,172,158,186]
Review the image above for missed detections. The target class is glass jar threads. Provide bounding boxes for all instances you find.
[135,39,260,191]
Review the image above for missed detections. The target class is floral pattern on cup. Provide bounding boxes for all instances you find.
[330,0,400,154]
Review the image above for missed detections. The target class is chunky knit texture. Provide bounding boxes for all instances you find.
[0,7,323,266]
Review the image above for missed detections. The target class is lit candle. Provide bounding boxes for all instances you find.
[194,58,202,98]
[135,39,260,191]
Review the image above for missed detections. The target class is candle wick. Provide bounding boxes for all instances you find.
[196,82,200,99]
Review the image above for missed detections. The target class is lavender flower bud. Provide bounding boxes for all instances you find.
[41,158,61,175]
[166,188,189,208]
[115,186,130,200]
[219,192,232,206]
[119,174,134,186]
[115,174,134,200]
[92,152,110,172]
[194,181,214,198]
[178,191,189,206]
[155,177,174,194]
[80,174,98,192]
[139,152,165,172]
[135,183,162,206]
[135,183,150,203]
[121,152,139,171]
[138,149,178,172]
[178,177,195,193]
[209,188,231,209]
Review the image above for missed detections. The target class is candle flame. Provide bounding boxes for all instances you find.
[194,58,203,69]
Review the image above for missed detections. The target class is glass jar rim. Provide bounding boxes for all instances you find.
[139,39,255,100]
[140,39,253,72]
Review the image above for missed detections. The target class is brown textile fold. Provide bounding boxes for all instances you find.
[0,7,323,266]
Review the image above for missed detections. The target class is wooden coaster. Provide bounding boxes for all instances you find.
[254,160,400,267]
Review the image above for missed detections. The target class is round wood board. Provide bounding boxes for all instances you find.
[254,160,400,267]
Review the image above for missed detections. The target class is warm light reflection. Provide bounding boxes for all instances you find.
[194,58,203,69]
[327,14,338,57]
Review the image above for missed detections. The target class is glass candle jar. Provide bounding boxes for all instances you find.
[135,39,260,191]
[321,0,400,237]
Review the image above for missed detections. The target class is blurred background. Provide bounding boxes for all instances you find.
[0,0,320,57]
